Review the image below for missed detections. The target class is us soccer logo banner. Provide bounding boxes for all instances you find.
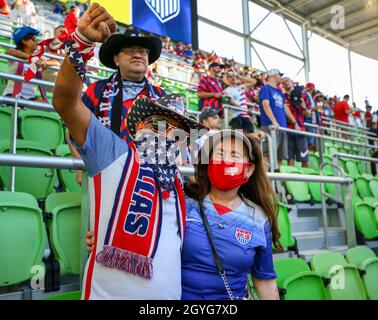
[145,0,181,23]
[235,228,252,245]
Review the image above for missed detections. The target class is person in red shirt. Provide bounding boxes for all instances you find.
[0,0,11,16]
[366,105,373,128]
[334,95,353,123]
[64,6,80,35]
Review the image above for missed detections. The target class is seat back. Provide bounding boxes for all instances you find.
[279,166,311,202]
[277,203,295,250]
[355,177,373,199]
[301,167,322,203]
[0,191,46,286]
[56,144,81,192]
[369,179,378,199]
[45,192,81,276]
[345,246,375,268]
[0,106,12,140]
[309,153,320,171]
[311,252,367,300]
[354,203,378,240]
[345,161,361,179]
[19,109,64,151]
[0,139,56,199]
[274,258,328,300]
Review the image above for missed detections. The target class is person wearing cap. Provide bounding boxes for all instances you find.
[258,69,298,167]
[182,129,280,300]
[2,26,50,100]
[197,62,225,116]
[80,24,165,142]
[52,3,206,299]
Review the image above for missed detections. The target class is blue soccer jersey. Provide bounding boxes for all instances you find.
[181,196,276,300]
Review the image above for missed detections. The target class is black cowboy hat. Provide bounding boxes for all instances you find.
[127,94,207,138]
[99,29,162,69]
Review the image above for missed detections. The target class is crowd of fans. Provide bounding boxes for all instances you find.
[0,1,376,172]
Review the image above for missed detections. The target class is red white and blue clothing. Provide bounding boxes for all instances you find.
[181,196,276,300]
[82,73,165,141]
[197,76,224,111]
[75,114,184,300]
[224,85,249,119]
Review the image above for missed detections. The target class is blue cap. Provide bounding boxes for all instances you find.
[13,27,39,46]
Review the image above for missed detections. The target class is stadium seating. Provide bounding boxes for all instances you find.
[274,258,328,300]
[276,203,296,252]
[279,166,311,203]
[310,251,367,300]
[353,202,378,240]
[0,139,57,199]
[0,191,46,286]
[0,105,12,140]
[345,246,378,300]
[45,192,81,276]
[56,144,81,192]
[19,109,65,151]
[300,167,322,203]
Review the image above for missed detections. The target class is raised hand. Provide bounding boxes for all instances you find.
[77,2,116,43]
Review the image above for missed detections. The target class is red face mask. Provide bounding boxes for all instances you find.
[207,160,252,191]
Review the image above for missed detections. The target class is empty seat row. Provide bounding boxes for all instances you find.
[274,247,378,300]
[0,191,81,287]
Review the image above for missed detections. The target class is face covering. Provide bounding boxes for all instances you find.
[207,160,252,191]
[134,132,180,191]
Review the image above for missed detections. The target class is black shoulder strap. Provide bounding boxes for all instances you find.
[111,72,124,136]
[198,203,224,275]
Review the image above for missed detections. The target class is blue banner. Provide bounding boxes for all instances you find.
[132,0,193,44]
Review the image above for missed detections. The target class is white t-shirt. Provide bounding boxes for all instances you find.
[224,85,248,118]
[76,115,182,300]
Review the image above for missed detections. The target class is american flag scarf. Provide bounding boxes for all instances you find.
[95,143,186,279]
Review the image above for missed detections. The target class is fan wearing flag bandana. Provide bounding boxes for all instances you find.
[52,3,205,300]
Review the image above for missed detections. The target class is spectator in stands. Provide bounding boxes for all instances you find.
[2,26,43,100]
[197,62,224,115]
[183,44,193,60]
[258,69,298,168]
[52,3,64,15]
[182,130,280,299]
[64,5,80,35]
[41,25,66,93]
[0,0,11,17]
[12,0,37,27]
[303,83,317,151]
[366,105,373,129]
[175,41,184,57]
[282,77,309,168]
[81,29,165,141]
[53,3,206,300]
[194,107,222,150]
[162,36,174,53]
[323,98,334,119]
[334,95,353,124]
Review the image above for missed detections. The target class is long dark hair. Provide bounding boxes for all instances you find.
[185,133,283,251]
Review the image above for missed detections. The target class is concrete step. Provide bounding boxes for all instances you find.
[290,217,320,233]
[298,245,349,262]
[293,227,346,252]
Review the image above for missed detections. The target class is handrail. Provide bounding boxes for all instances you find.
[273,126,378,150]
[332,152,378,163]
[0,96,54,111]
[322,119,373,136]
[0,153,353,184]
[322,115,370,132]
[0,71,55,87]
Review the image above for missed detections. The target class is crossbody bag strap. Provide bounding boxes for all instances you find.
[198,202,236,300]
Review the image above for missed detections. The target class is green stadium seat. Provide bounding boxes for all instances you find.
[0,139,57,199]
[0,191,46,286]
[0,105,12,140]
[356,177,373,199]
[368,179,378,199]
[276,203,296,251]
[19,109,64,151]
[44,291,81,300]
[274,258,328,300]
[309,153,320,171]
[345,161,361,179]
[279,166,311,203]
[56,144,81,192]
[45,192,81,276]
[353,202,378,240]
[363,173,375,181]
[345,246,378,300]
[300,167,322,203]
[310,251,367,300]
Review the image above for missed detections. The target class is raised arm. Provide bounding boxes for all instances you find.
[52,3,116,147]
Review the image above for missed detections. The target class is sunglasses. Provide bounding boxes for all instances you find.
[121,48,149,56]
[143,117,187,136]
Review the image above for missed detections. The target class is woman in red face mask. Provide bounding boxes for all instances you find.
[182,129,282,300]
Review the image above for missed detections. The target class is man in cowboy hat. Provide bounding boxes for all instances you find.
[81,22,165,142]
[52,3,205,300]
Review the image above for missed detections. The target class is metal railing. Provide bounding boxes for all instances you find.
[322,116,371,133]
[0,153,356,256]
